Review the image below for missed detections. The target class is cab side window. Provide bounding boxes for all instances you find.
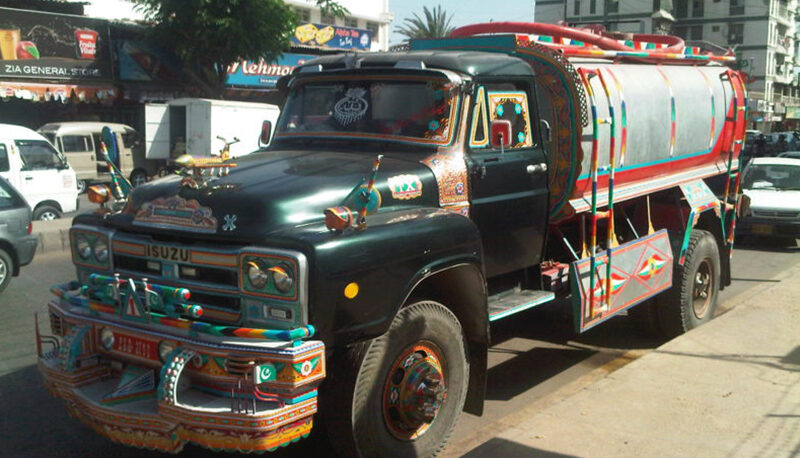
[61,135,92,153]
[0,144,9,172]
[16,140,62,169]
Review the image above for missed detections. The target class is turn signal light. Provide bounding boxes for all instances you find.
[88,185,111,205]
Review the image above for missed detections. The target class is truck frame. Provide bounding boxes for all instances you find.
[36,23,745,457]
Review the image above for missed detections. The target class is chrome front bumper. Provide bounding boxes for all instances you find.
[37,282,325,453]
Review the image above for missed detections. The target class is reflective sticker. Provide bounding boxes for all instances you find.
[388,174,423,200]
[334,87,368,125]
[254,362,277,384]
[222,214,237,231]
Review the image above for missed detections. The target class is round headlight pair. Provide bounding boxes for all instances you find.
[247,261,294,293]
[75,234,109,262]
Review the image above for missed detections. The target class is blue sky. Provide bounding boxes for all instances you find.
[388,0,536,45]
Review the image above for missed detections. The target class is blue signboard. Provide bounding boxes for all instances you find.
[291,23,371,50]
[226,53,316,88]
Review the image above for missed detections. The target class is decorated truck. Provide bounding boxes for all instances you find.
[36,23,746,457]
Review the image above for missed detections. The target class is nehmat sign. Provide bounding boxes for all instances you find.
[226,53,315,88]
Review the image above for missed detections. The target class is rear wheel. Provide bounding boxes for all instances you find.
[76,179,87,194]
[656,229,720,338]
[130,169,147,187]
[324,300,468,457]
[33,205,61,221]
[0,248,13,293]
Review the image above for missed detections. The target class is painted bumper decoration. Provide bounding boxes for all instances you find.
[37,279,325,453]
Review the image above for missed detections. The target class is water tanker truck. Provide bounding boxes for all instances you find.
[37,23,746,457]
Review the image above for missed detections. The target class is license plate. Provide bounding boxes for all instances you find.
[113,333,158,360]
[751,224,773,235]
[145,244,190,262]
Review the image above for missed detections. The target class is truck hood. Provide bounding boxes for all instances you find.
[744,188,800,212]
[110,149,440,241]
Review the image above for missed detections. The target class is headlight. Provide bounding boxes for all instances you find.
[100,327,115,351]
[158,341,176,362]
[93,237,109,262]
[247,261,269,289]
[270,265,294,293]
[76,235,92,259]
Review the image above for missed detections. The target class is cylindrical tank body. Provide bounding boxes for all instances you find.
[566,59,745,211]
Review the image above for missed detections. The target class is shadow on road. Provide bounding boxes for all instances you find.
[462,438,578,457]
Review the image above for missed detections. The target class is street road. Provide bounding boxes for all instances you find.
[1,239,797,457]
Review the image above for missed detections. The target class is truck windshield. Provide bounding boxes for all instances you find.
[275,78,460,146]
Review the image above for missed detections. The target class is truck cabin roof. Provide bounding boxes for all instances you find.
[281,50,535,88]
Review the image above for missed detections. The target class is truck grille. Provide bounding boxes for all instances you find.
[111,237,242,319]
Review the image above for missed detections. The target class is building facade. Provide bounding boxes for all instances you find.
[535,0,800,132]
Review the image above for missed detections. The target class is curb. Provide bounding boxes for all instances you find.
[32,218,72,253]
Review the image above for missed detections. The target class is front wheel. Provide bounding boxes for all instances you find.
[33,205,62,221]
[324,300,469,458]
[657,229,720,337]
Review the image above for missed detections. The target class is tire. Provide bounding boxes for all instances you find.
[33,205,62,221]
[323,300,469,458]
[0,248,12,293]
[656,229,720,338]
[130,169,148,187]
[76,179,87,194]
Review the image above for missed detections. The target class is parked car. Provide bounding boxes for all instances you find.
[0,176,37,293]
[0,124,79,220]
[777,151,800,160]
[738,157,800,242]
[38,122,155,191]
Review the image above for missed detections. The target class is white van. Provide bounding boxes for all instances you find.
[0,124,79,220]
[38,122,156,191]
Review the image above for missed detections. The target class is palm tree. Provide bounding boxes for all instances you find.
[396,5,454,40]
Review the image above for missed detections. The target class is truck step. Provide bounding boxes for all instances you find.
[488,289,556,322]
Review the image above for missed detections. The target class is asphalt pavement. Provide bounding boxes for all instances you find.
[0,237,798,457]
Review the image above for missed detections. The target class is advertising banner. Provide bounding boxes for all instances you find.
[116,40,183,83]
[0,7,112,80]
[226,53,316,88]
[291,23,371,50]
[786,106,800,120]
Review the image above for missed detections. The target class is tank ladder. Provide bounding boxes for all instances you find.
[721,70,746,244]
[578,67,618,318]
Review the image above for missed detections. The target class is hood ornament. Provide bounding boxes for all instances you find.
[325,154,383,232]
[175,154,238,190]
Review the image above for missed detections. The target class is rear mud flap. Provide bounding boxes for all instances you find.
[570,229,673,333]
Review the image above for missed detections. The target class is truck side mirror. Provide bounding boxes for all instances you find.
[260,121,272,146]
[490,120,512,151]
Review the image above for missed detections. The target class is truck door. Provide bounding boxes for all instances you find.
[468,82,550,278]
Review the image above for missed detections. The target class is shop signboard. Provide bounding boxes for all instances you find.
[786,106,800,120]
[226,53,316,88]
[291,23,371,50]
[0,7,112,80]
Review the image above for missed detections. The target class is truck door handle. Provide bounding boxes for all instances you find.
[527,163,548,174]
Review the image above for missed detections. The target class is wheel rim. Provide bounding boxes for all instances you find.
[132,174,146,187]
[0,258,7,285]
[76,180,86,193]
[692,259,713,319]
[382,341,447,441]
[39,211,57,221]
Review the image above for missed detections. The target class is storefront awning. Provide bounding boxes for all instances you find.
[0,81,117,103]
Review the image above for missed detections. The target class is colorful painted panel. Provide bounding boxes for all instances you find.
[680,179,719,210]
[469,86,489,148]
[570,230,673,332]
[487,91,533,148]
[133,195,218,233]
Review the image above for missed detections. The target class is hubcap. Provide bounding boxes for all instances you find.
[76,180,86,193]
[382,342,446,440]
[0,259,7,285]
[132,174,146,187]
[693,259,713,318]
[39,211,57,221]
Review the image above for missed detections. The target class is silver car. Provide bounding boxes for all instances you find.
[0,176,38,292]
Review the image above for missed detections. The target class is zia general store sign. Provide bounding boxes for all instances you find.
[0,7,112,80]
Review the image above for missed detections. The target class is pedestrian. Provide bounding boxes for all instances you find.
[775,134,790,154]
